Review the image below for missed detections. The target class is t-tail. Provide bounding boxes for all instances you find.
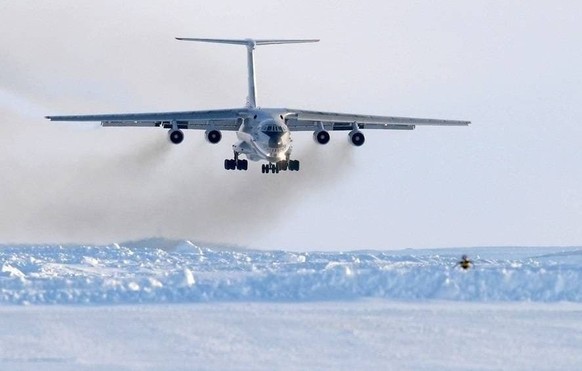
[175,38,319,108]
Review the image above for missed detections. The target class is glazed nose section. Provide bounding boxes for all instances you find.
[268,134,284,149]
[259,120,288,149]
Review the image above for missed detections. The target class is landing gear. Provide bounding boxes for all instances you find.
[261,159,299,174]
[288,160,300,172]
[224,152,248,171]
[261,163,279,174]
[278,160,288,171]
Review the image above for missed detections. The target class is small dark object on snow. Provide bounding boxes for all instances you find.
[457,255,473,270]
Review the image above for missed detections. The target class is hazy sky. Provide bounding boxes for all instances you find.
[1,1,581,250]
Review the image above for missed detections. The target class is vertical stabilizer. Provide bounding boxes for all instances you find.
[176,38,319,108]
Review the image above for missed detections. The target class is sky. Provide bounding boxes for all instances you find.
[1,1,581,250]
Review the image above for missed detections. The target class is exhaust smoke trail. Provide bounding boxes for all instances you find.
[0,92,354,247]
[0,3,356,248]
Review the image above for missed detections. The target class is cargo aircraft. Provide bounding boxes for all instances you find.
[47,38,470,174]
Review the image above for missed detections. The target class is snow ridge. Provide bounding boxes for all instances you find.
[1,241,582,305]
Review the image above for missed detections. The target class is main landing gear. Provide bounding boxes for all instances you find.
[261,160,300,174]
[224,153,300,173]
[224,152,248,171]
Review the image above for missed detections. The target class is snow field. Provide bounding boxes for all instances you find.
[1,242,582,304]
[2,242,582,369]
[0,301,581,370]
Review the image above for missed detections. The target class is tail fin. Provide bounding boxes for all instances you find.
[176,38,319,108]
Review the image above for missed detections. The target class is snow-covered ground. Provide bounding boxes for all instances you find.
[1,241,582,370]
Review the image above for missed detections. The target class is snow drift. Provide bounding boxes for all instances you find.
[1,240,582,305]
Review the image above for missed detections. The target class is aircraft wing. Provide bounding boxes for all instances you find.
[282,109,470,131]
[46,108,248,130]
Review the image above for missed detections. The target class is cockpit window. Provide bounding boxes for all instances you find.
[260,121,288,149]
[261,124,284,133]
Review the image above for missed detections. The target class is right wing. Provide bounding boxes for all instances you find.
[281,108,470,131]
[46,108,250,131]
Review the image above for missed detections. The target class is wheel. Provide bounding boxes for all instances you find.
[237,159,248,171]
[280,160,288,171]
[289,160,300,171]
[225,159,237,170]
[293,160,301,171]
[272,164,279,174]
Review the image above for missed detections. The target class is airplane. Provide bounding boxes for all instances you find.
[46,38,470,174]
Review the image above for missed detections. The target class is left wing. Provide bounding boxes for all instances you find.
[46,108,249,131]
[281,108,470,131]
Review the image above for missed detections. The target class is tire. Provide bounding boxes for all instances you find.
[289,160,300,171]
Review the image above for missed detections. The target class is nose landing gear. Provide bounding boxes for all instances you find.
[260,159,300,174]
[261,163,278,174]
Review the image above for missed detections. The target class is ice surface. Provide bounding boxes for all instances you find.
[2,241,582,370]
[1,240,582,305]
[1,302,582,370]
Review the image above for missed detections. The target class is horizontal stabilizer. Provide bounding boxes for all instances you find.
[176,37,319,108]
[175,37,319,47]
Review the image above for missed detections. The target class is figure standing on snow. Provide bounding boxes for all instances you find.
[457,255,473,270]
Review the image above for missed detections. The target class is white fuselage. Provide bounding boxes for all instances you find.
[233,109,292,163]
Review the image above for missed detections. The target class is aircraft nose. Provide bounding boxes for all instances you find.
[269,138,283,149]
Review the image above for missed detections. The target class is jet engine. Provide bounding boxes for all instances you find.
[313,130,330,145]
[205,129,222,144]
[348,129,365,146]
[168,129,184,144]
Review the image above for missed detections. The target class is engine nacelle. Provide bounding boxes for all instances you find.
[313,130,330,145]
[205,129,222,144]
[348,129,365,146]
[168,129,184,144]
